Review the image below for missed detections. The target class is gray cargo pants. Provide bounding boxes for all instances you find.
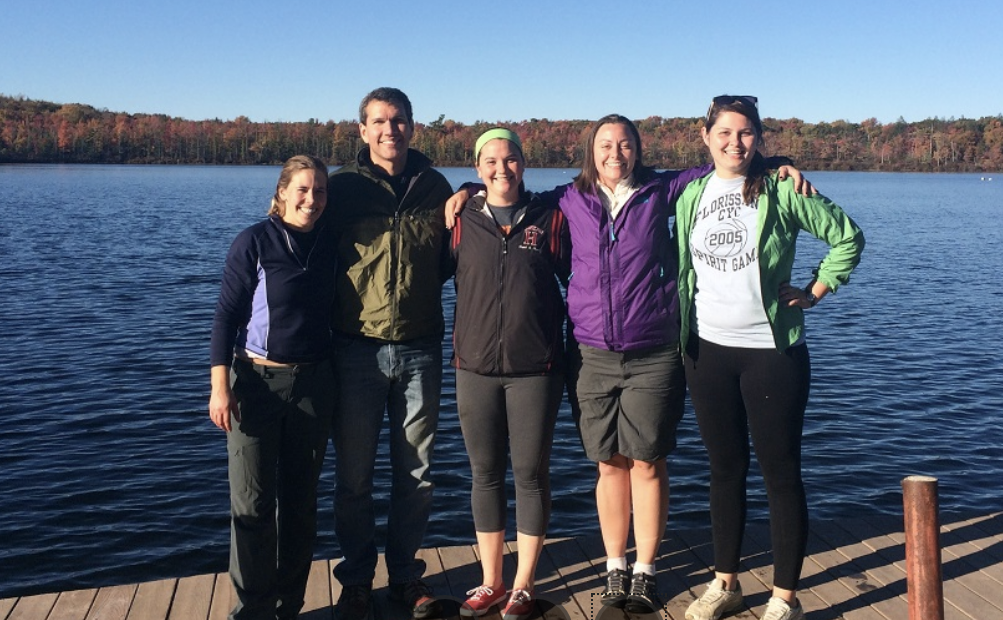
[227,358,334,620]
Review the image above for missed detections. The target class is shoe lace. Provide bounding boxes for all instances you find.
[509,589,532,605]
[631,572,654,592]
[697,581,729,605]
[466,585,497,600]
[700,589,726,604]
[606,570,626,595]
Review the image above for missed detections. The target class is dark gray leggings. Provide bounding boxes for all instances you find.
[684,337,811,591]
[455,369,564,536]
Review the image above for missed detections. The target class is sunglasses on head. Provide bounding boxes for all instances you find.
[712,95,758,109]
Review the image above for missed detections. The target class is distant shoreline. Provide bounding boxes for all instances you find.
[1,162,999,176]
[3,95,1002,173]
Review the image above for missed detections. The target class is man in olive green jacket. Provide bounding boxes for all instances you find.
[326,87,453,620]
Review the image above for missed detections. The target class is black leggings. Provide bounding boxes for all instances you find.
[684,337,810,590]
[455,369,563,536]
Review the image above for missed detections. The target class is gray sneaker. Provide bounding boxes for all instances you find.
[761,596,804,620]
[685,579,743,620]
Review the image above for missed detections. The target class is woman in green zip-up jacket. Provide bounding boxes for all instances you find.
[677,96,863,620]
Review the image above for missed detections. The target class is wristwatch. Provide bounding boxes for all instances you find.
[805,291,818,307]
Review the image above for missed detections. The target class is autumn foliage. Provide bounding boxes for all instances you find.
[2,95,1002,171]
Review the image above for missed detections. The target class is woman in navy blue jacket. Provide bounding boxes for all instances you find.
[209,155,336,620]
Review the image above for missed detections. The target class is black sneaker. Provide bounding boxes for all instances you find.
[335,583,374,620]
[390,579,442,619]
[600,568,629,608]
[626,572,662,614]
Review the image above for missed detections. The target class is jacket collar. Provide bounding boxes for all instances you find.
[354,146,434,179]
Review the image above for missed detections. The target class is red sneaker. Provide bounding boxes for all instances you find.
[501,589,534,620]
[460,585,508,617]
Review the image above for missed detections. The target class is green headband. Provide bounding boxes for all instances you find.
[475,128,523,160]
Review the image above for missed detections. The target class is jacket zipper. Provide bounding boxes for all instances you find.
[278,223,310,271]
[497,235,507,371]
[388,174,417,338]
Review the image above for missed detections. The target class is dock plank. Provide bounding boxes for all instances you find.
[370,550,400,620]
[673,526,760,620]
[538,537,596,620]
[437,543,480,597]
[300,559,333,620]
[735,522,783,615]
[814,519,908,620]
[658,530,719,620]
[562,533,615,620]
[6,513,1003,620]
[46,589,97,620]
[540,537,603,620]
[416,547,461,620]
[0,598,17,620]
[417,547,450,598]
[167,574,214,620]
[327,559,342,611]
[7,593,58,620]
[85,583,136,620]
[206,573,231,620]
[798,530,889,620]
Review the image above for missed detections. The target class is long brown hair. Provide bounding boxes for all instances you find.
[704,96,766,204]
[268,155,328,216]
[574,114,653,193]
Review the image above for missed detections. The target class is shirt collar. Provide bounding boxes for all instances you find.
[597,175,640,219]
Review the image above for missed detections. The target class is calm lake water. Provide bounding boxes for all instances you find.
[1,165,1002,598]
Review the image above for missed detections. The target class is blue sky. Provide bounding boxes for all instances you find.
[3,0,999,126]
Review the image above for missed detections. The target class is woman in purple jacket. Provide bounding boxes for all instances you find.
[447,115,808,615]
[550,115,709,614]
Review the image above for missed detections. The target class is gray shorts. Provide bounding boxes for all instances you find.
[568,343,686,462]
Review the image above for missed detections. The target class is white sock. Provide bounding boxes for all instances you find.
[606,557,627,572]
[633,562,655,576]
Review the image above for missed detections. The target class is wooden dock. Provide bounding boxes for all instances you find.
[4,511,1002,620]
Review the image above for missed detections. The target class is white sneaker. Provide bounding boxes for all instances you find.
[761,596,805,620]
[685,579,743,620]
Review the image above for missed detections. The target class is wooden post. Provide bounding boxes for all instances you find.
[902,475,944,620]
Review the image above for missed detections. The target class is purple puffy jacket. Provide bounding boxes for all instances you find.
[546,164,711,352]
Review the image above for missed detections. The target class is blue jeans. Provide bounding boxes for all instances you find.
[331,333,442,586]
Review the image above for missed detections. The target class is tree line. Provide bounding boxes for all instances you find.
[2,95,1001,171]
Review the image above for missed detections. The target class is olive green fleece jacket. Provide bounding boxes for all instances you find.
[677,172,865,352]
[327,148,453,341]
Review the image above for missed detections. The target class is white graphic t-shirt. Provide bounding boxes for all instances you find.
[690,174,774,348]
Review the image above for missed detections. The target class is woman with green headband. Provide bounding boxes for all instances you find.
[448,128,571,620]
